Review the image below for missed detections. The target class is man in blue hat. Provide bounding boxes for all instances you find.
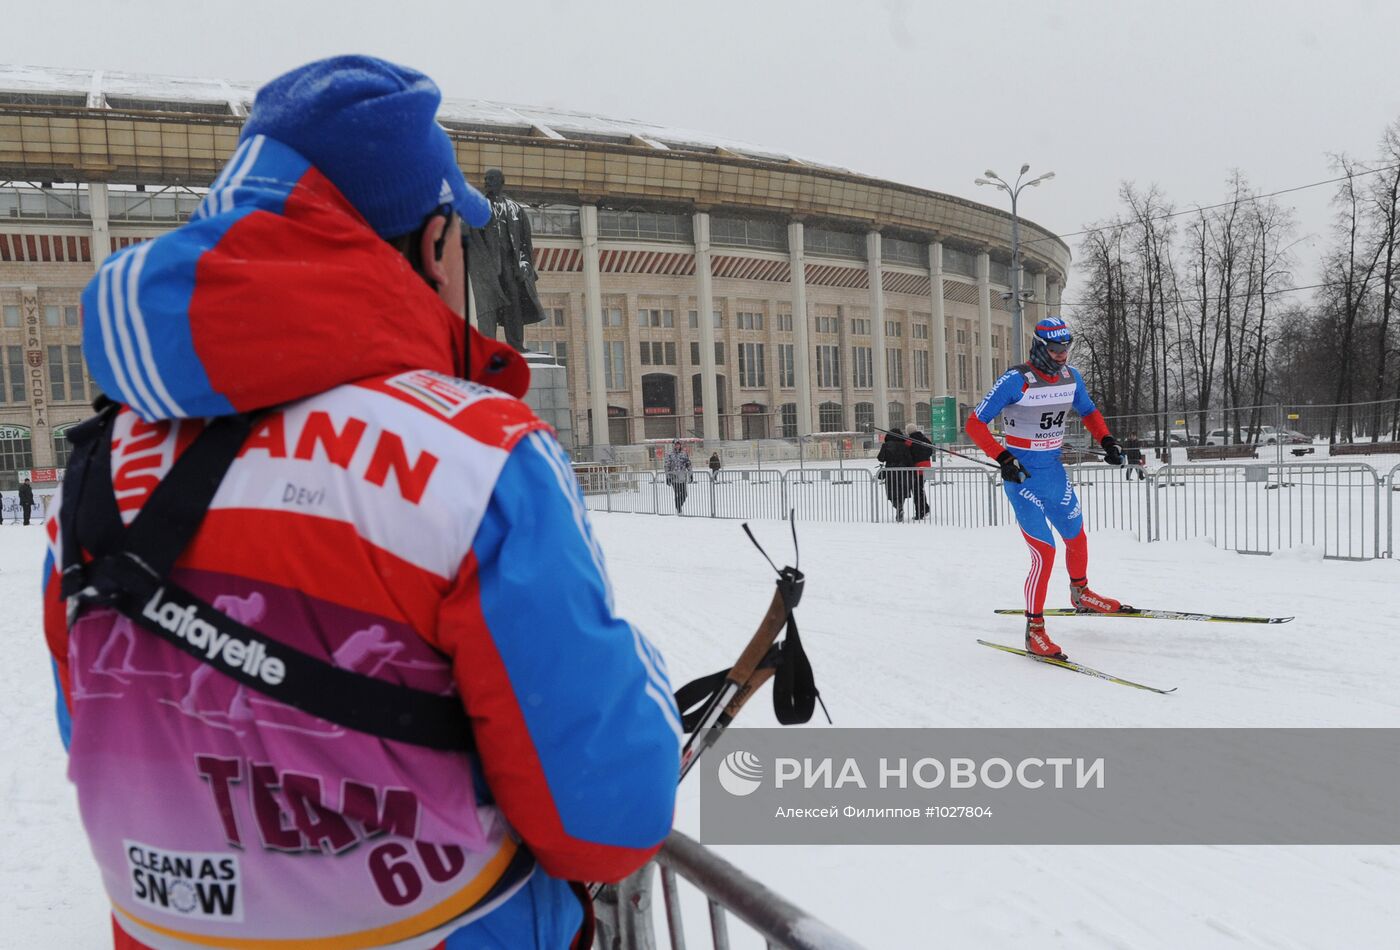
[44,56,679,950]
[965,316,1128,660]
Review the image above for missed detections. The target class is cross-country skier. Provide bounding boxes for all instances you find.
[964,316,1127,659]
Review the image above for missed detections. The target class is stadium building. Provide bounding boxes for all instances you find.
[0,64,1070,484]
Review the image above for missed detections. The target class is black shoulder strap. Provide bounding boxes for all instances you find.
[62,408,475,753]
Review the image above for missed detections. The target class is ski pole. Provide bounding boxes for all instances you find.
[865,424,999,470]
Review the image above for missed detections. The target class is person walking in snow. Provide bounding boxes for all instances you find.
[665,439,693,514]
[43,56,678,950]
[906,429,933,521]
[18,478,33,525]
[965,316,1128,659]
[876,427,914,520]
[708,450,722,480]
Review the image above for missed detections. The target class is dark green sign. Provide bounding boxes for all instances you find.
[927,396,958,443]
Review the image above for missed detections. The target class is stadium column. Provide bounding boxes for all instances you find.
[788,220,814,437]
[1048,274,1062,312]
[89,183,111,268]
[868,231,889,431]
[693,211,719,442]
[929,238,948,397]
[1033,271,1048,353]
[977,249,994,397]
[581,204,610,449]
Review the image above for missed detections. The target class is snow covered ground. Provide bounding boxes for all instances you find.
[4,513,1400,948]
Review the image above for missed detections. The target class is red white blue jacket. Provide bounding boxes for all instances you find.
[42,134,680,949]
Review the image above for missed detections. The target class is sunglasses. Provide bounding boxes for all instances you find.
[1046,341,1072,355]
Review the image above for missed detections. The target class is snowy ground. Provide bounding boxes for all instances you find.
[4,514,1400,948]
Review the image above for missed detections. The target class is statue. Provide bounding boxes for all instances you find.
[465,169,544,351]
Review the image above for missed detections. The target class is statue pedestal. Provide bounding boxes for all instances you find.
[521,350,574,452]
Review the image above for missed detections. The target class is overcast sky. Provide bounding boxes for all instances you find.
[5,0,1399,298]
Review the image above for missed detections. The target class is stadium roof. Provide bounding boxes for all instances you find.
[0,63,847,170]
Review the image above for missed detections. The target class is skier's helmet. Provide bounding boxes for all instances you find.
[1029,316,1073,375]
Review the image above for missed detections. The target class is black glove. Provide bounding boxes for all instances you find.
[995,450,1028,484]
[1100,435,1125,466]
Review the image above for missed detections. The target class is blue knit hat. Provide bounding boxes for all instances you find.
[241,55,490,238]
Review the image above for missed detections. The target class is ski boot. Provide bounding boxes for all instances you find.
[1025,614,1066,660]
[1070,577,1122,614]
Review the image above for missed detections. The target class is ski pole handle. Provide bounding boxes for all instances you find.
[725,657,778,720]
[725,586,788,692]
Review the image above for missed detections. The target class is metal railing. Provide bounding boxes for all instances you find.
[593,831,865,950]
[581,461,1394,561]
[1153,462,1381,560]
[1387,463,1400,559]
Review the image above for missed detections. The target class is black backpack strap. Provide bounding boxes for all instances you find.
[63,408,476,753]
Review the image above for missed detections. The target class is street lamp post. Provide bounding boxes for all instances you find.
[976,165,1054,365]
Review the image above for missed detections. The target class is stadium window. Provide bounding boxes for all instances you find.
[3,306,19,328]
[817,345,841,388]
[819,401,844,432]
[852,346,873,389]
[7,348,23,401]
[47,346,66,401]
[957,354,967,390]
[887,350,904,388]
[0,427,33,474]
[65,305,79,327]
[714,342,725,365]
[664,342,676,365]
[780,403,798,438]
[888,402,906,431]
[44,305,60,327]
[778,344,796,387]
[605,307,623,327]
[604,341,626,389]
[66,345,84,402]
[854,402,874,432]
[738,343,765,387]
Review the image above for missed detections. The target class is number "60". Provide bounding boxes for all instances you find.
[368,841,467,906]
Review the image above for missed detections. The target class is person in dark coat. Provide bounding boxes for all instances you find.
[18,478,34,525]
[708,451,722,480]
[1124,437,1147,481]
[907,429,934,520]
[876,428,915,520]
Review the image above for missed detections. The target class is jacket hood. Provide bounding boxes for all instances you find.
[81,134,528,422]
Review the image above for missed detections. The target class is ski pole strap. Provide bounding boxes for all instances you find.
[59,407,477,753]
[670,565,819,733]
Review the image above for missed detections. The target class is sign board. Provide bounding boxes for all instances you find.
[30,467,58,483]
[0,424,32,440]
[927,396,959,443]
[1287,413,1300,421]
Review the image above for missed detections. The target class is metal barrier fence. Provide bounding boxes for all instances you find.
[580,461,1396,561]
[592,831,865,950]
[1388,463,1400,559]
[1153,462,1382,560]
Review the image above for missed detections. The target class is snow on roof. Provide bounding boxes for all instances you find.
[0,63,847,172]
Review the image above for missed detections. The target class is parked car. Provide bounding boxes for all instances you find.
[1145,430,1191,448]
[1204,425,1280,446]
[1281,429,1311,445]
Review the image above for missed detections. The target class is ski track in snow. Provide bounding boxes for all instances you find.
[4,514,1399,948]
